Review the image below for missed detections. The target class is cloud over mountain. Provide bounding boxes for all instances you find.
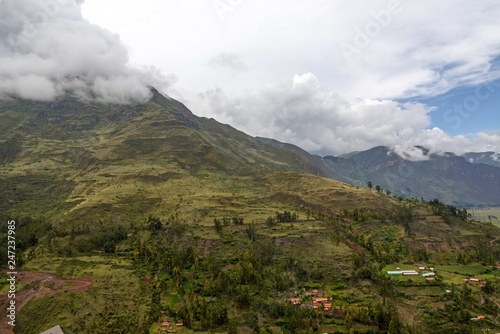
[0,0,173,103]
[182,72,500,157]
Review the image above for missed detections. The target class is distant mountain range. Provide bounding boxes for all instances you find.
[258,139,500,207]
[1,89,499,223]
[463,152,500,168]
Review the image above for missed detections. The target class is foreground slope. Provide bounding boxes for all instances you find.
[0,92,499,334]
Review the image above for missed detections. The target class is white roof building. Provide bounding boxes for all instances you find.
[40,325,65,334]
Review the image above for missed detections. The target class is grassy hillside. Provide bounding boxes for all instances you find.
[469,207,500,227]
[0,91,326,225]
[2,198,499,334]
[0,93,499,333]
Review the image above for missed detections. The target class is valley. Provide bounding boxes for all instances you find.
[0,92,499,333]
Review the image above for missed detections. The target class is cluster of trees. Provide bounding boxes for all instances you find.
[276,210,299,222]
[427,199,470,221]
[393,203,415,236]
[0,216,52,266]
[213,216,245,233]
[266,210,299,227]
[133,233,328,332]
[71,224,127,254]
[367,181,391,195]
[0,216,131,258]
[177,292,228,330]
[342,208,386,223]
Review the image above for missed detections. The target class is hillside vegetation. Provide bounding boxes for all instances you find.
[0,92,499,333]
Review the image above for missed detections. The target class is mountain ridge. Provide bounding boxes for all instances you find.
[1,90,499,226]
[254,140,500,206]
[1,91,500,334]
[0,91,364,225]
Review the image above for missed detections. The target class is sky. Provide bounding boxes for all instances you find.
[1,0,499,158]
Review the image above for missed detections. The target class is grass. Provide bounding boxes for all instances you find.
[435,264,489,276]
[0,94,395,227]
[4,211,500,333]
[469,207,500,227]
[1,95,500,333]
[15,255,150,334]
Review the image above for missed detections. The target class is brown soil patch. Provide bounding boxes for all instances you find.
[0,271,92,334]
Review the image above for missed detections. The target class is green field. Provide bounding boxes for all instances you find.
[469,207,500,227]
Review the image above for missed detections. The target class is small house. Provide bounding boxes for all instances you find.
[313,297,328,303]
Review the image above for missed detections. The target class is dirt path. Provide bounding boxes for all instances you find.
[0,271,93,334]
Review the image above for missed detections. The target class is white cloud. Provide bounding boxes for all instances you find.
[0,0,174,103]
[174,73,499,157]
[81,0,500,99]
[391,145,430,162]
[209,52,247,73]
[2,0,498,157]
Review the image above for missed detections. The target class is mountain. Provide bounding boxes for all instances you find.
[315,146,500,207]
[463,151,500,168]
[1,91,500,334]
[0,89,387,225]
[3,89,499,228]
[255,140,500,207]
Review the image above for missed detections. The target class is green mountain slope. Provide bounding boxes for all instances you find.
[0,90,368,226]
[1,91,500,334]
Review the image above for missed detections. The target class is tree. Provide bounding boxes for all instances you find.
[104,241,116,253]
[345,311,353,330]
[214,219,223,233]
[367,181,373,191]
[482,279,496,294]
[147,216,162,231]
[245,224,257,242]
[232,216,244,225]
[266,216,277,228]
[172,266,183,291]
[388,319,399,334]
[375,185,381,193]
